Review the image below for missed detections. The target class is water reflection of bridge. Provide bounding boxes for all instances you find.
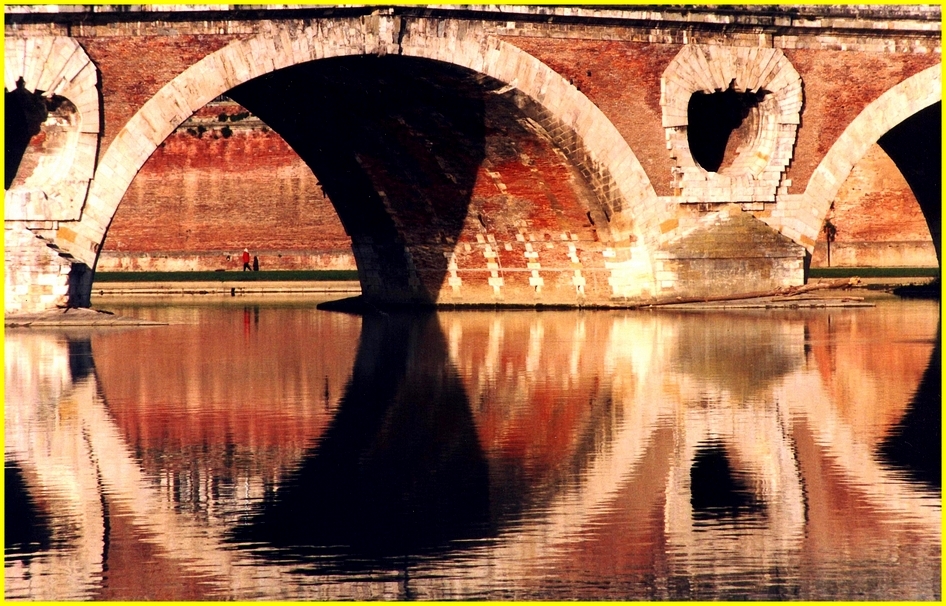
[5,304,940,600]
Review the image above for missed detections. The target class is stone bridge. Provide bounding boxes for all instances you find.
[4,4,941,312]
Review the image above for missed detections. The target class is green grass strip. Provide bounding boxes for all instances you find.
[93,270,359,283]
[808,267,940,279]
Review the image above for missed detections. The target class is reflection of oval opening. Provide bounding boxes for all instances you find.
[687,83,766,173]
[690,440,766,522]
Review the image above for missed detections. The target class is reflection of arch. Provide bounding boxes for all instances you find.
[7,307,941,599]
[4,36,99,221]
[56,16,659,272]
[234,313,491,560]
[785,64,941,251]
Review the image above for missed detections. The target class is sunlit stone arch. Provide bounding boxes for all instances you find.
[4,36,100,221]
[770,63,941,252]
[58,15,662,276]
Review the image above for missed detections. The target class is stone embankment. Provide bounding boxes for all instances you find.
[7,276,934,326]
[4,307,168,327]
[91,279,361,298]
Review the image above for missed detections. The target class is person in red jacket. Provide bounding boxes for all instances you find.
[241,248,251,271]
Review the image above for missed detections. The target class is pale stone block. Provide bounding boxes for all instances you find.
[67,61,98,99]
[22,37,45,92]
[755,50,782,88]
[4,39,24,92]
[34,42,61,94]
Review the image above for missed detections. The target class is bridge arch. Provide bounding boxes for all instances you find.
[792,64,941,256]
[59,15,662,295]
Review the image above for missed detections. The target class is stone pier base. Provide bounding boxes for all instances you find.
[4,223,89,314]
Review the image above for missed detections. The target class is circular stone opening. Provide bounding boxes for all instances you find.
[687,83,767,173]
[5,78,78,190]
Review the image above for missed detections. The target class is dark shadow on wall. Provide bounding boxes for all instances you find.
[877,101,942,266]
[686,83,768,174]
[227,56,491,305]
[4,79,47,190]
[229,311,493,570]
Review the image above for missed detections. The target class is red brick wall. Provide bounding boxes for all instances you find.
[93,32,937,275]
[507,38,681,197]
[100,126,355,271]
[507,37,939,199]
[811,143,936,267]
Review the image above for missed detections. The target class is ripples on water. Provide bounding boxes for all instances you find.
[4,297,941,600]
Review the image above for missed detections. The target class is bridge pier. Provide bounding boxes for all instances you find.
[4,223,92,314]
[654,206,806,302]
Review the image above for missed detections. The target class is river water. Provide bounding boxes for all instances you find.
[5,296,941,600]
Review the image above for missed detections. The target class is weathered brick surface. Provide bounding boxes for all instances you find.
[77,34,238,151]
[506,37,680,198]
[656,207,805,298]
[781,49,939,195]
[811,143,936,267]
[100,126,354,271]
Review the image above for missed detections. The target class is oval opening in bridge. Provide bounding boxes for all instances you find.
[5,78,78,190]
[687,82,767,174]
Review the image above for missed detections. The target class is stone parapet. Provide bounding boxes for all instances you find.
[7,5,940,59]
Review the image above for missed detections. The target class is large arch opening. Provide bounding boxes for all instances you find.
[796,65,940,257]
[876,102,941,265]
[99,54,612,305]
[811,102,941,269]
[225,55,488,303]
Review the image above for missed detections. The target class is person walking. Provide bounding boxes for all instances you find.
[253,255,260,272]
[242,248,251,271]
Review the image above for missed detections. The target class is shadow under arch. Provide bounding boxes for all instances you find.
[226,55,489,305]
[877,102,941,266]
[795,64,941,254]
[58,16,663,304]
[229,310,493,566]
